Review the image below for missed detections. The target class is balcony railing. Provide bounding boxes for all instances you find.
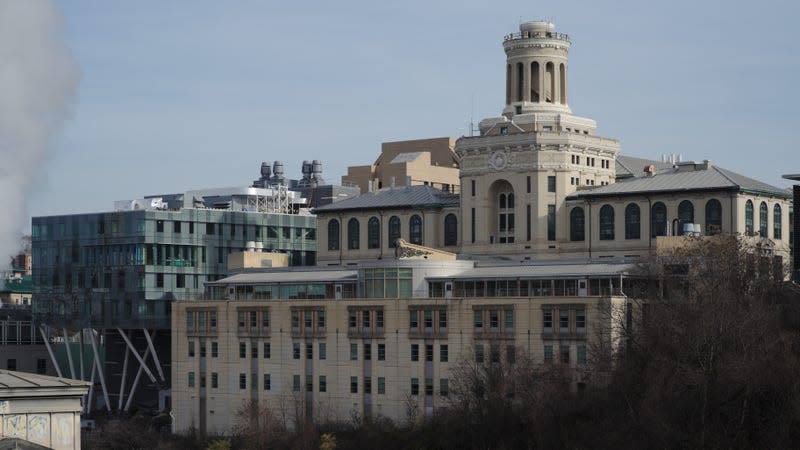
[504,31,570,42]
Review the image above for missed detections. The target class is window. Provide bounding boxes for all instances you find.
[263,342,270,359]
[570,207,585,241]
[212,342,218,358]
[439,310,447,329]
[577,344,587,365]
[474,310,483,330]
[368,217,380,249]
[188,341,195,357]
[378,377,386,394]
[347,218,360,250]
[500,126,508,135]
[526,204,532,241]
[745,200,754,234]
[559,310,569,332]
[350,343,358,360]
[350,376,358,394]
[239,342,246,358]
[411,378,419,396]
[543,309,553,330]
[364,377,372,394]
[188,372,195,388]
[424,310,433,329]
[705,199,722,236]
[560,342,570,364]
[678,200,695,234]
[526,176,531,193]
[200,372,207,388]
[293,342,300,359]
[547,204,556,241]
[378,343,386,361]
[505,309,514,331]
[327,219,340,251]
[547,175,556,193]
[409,311,418,329]
[599,205,614,240]
[306,375,313,392]
[489,310,499,329]
[306,343,313,360]
[471,179,476,197]
[440,344,448,362]
[156,220,164,232]
[425,344,433,362]
[212,372,218,389]
[239,373,247,390]
[319,375,327,392]
[759,201,768,237]
[173,221,181,233]
[652,202,668,237]
[440,379,449,397]
[544,344,553,362]
[206,223,215,235]
[156,273,164,288]
[364,343,371,360]
[388,216,401,248]
[471,208,476,243]
[293,375,301,392]
[625,203,641,239]
[36,359,46,375]
[444,214,458,246]
[263,374,271,391]
[774,204,782,239]
[475,344,484,363]
[410,215,423,245]
[319,343,326,360]
[411,344,419,361]
[576,308,586,332]
[425,378,434,396]
[251,342,258,359]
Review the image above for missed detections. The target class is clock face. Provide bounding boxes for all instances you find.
[490,151,508,170]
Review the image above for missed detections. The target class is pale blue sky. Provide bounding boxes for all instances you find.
[29,0,800,219]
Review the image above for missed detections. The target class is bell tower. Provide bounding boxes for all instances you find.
[503,21,571,116]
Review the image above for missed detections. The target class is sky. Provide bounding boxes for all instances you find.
[25,0,800,223]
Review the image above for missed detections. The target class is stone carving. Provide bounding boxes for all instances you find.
[489,151,508,170]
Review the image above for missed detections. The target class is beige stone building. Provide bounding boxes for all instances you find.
[342,137,460,194]
[171,259,629,434]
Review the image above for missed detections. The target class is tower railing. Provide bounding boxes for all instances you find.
[504,31,570,42]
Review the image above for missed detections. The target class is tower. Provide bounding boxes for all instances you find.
[456,21,621,259]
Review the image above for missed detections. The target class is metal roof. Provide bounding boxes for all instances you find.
[573,157,791,199]
[427,261,636,280]
[615,155,675,179]
[208,269,358,285]
[0,370,90,390]
[313,185,459,213]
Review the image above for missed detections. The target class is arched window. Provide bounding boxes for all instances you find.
[624,203,641,240]
[745,200,754,235]
[705,199,722,236]
[507,193,514,209]
[759,201,768,237]
[409,215,423,245]
[570,207,585,241]
[444,214,458,246]
[678,200,694,234]
[499,193,506,209]
[367,217,380,249]
[388,216,401,248]
[347,218,360,250]
[327,219,340,251]
[599,205,615,240]
[651,202,668,237]
[774,204,782,240]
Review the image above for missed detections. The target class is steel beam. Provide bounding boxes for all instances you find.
[39,326,63,378]
[142,328,166,382]
[89,329,111,411]
[118,342,130,410]
[124,344,152,411]
[116,327,157,383]
[62,327,76,379]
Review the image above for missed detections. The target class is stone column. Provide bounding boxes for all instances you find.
[522,60,531,103]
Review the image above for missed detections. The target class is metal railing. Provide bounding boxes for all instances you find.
[504,31,570,42]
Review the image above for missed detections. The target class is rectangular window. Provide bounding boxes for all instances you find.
[306,375,313,392]
[239,373,246,390]
[440,379,449,397]
[378,377,386,395]
[211,372,218,389]
[293,375,301,392]
[306,343,313,360]
[188,371,195,388]
[475,344,484,363]
[411,344,419,361]
[489,310,499,329]
[424,310,433,329]
[189,222,194,234]
[263,342,270,359]
[376,310,384,329]
[543,309,553,330]
[378,343,386,361]
[364,377,372,394]
[471,179,476,197]
[263,374,271,391]
[206,223,215,235]
[350,343,358,360]
[474,310,483,330]
[200,372,206,388]
[350,376,358,394]
[156,220,164,232]
[577,344,587,365]
[156,273,164,288]
[319,342,326,360]
[544,344,553,362]
[212,341,218,358]
[425,378,434,396]
[349,311,357,328]
[547,175,556,193]
[200,341,206,358]
[319,375,327,392]
[364,343,372,360]
[576,308,586,332]
[547,204,556,241]
[504,309,514,331]
[411,378,419,396]
[409,310,418,330]
[471,208,476,243]
[440,344,448,362]
[251,342,258,359]
[293,342,300,359]
[188,341,195,357]
[559,310,569,332]
[239,342,246,358]
[439,310,447,329]
[560,342,570,364]
[318,310,325,330]
[425,344,433,362]
[526,176,531,193]
[527,205,531,241]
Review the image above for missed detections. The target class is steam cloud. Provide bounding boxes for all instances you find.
[0,1,78,273]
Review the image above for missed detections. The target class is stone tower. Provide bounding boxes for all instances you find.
[456,21,621,258]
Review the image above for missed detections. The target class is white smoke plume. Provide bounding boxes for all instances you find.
[0,1,78,275]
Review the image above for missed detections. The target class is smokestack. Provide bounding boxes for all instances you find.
[0,1,78,275]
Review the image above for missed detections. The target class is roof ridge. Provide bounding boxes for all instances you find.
[712,165,740,187]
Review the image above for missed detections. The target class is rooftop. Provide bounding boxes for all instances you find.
[313,184,459,213]
[0,370,90,397]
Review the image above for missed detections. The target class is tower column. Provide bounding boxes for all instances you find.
[522,60,531,102]
[537,62,545,104]
[554,63,561,105]
[510,63,519,102]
